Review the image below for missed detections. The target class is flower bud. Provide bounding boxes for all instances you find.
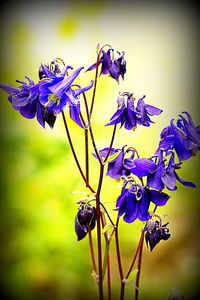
[75,202,96,241]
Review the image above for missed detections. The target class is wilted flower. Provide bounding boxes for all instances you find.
[155,112,200,161]
[75,202,96,241]
[0,76,56,128]
[86,48,126,82]
[115,182,170,223]
[144,217,171,251]
[106,93,162,130]
[147,151,196,191]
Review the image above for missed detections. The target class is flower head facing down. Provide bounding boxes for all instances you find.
[75,202,96,241]
[144,216,171,251]
[87,48,126,82]
[147,151,196,191]
[106,93,162,130]
[115,182,170,223]
[0,76,56,128]
[155,112,200,161]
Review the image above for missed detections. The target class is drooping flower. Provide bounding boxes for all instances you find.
[115,182,170,223]
[147,151,196,191]
[106,93,162,130]
[75,202,96,241]
[144,217,171,251]
[86,48,126,82]
[155,112,200,161]
[0,77,56,128]
[94,146,157,179]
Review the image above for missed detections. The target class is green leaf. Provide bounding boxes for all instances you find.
[106,151,120,162]
[102,224,114,234]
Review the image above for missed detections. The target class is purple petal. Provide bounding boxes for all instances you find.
[74,81,94,97]
[69,103,84,128]
[147,189,170,206]
[145,104,163,116]
[0,83,20,95]
[127,158,157,177]
[175,172,196,188]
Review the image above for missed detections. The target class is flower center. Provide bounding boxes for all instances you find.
[47,93,60,106]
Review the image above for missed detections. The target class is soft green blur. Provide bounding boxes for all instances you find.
[0,2,199,300]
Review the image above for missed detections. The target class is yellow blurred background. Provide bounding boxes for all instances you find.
[0,1,199,299]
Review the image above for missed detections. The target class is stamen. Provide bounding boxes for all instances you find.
[46,93,60,106]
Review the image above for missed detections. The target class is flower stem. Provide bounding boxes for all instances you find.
[85,128,89,183]
[96,164,105,300]
[103,124,117,163]
[125,231,144,280]
[88,226,98,277]
[115,218,125,300]
[61,111,95,194]
[135,232,144,300]
[90,44,111,117]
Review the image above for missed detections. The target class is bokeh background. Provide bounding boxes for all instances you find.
[0,1,199,299]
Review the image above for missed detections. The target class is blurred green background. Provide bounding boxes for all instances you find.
[0,1,199,300]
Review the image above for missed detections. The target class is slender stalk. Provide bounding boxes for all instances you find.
[96,164,105,300]
[125,232,144,280]
[103,124,117,163]
[89,51,101,117]
[107,252,112,300]
[90,44,111,117]
[135,232,144,300]
[88,226,98,276]
[85,128,89,183]
[114,218,125,300]
[61,111,95,194]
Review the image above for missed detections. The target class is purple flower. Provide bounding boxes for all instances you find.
[75,202,96,241]
[106,93,162,130]
[0,77,56,128]
[39,65,93,127]
[115,182,170,223]
[155,112,200,161]
[87,48,126,82]
[147,151,196,191]
[144,218,171,251]
[95,146,157,179]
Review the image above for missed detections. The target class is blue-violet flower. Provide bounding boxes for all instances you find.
[106,93,162,130]
[115,182,170,223]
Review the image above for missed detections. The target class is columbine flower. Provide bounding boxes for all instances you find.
[94,146,157,179]
[0,77,56,128]
[39,64,93,127]
[144,217,171,251]
[155,112,200,161]
[75,202,96,241]
[115,182,170,223]
[106,93,162,130]
[86,48,126,82]
[147,151,196,191]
